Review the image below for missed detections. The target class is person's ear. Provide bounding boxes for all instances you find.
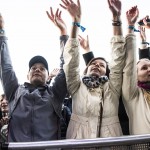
[27,73,29,80]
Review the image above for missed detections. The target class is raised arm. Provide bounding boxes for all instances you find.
[46,8,67,98]
[138,24,150,59]
[60,0,81,38]
[107,0,126,96]
[46,7,67,36]
[46,7,69,69]
[60,0,82,95]
[108,0,122,35]
[78,34,94,65]
[122,6,139,102]
[138,15,150,29]
[47,68,60,84]
[0,14,19,101]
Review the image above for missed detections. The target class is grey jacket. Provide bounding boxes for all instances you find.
[0,35,68,142]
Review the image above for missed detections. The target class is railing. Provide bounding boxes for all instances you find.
[1,134,150,150]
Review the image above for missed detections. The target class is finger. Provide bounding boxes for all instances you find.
[138,26,141,31]
[78,38,82,43]
[78,35,84,40]
[60,4,67,9]
[77,0,80,8]
[55,8,59,17]
[50,7,54,17]
[143,18,148,25]
[61,0,69,6]
[65,0,71,5]
[126,11,129,16]
[69,0,73,3]
[146,15,149,21]
[107,0,111,8]
[46,11,53,21]
[58,11,62,18]
[136,7,139,18]
[86,35,89,42]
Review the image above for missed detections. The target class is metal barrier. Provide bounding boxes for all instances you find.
[1,134,150,150]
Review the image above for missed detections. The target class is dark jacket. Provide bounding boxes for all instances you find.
[139,47,150,59]
[0,35,68,142]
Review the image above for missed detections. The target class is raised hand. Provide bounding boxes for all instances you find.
[46,7,67,35]
[60,0,81,22]
[107,0,121,17]
[138,26,146,42]
[78,35,90,52]
[49,68,60,79]
[126,6,139,26]
[138,16,150,29]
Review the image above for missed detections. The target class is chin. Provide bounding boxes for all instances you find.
[90,73,100,77]
[32,79,44,86]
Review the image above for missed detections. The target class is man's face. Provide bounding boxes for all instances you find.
[27,63,49,86]
[86,59,107,77]
[137,59,150,82]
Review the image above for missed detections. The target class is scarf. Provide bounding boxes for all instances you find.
[82,75,108,88]
[137,81,150,90]
[138,81,150,104]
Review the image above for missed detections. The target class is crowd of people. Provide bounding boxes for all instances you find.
[0,0,150,144]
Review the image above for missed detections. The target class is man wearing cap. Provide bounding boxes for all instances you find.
[0,14,67,142]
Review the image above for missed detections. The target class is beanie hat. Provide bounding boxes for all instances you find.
[29,55,49,72]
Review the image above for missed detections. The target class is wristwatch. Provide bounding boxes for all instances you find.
[0,29,4,34]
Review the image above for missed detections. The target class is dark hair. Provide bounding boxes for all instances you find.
[83,57,110,78]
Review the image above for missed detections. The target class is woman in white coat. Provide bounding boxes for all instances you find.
[60,0,130,139]
[122,14,150,135]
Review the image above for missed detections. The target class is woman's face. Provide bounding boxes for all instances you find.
[0,96,8,113]
[137,59,150,82]
[86,59,107,77]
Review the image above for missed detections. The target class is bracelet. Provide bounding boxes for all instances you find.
[0,29,5,34]
[141,41,149,45]
[112,20,122,26]
[128,25,140,32]
[72,22,86,32]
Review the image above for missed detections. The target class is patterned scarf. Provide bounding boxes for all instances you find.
[82,75,108,88]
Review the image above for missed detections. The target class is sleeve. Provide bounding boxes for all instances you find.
[82,51,94,66]
[122,33,138,102]
[139,47,150,60]
[63,38,81,95]
[109,35,126,97]
[0,36,19,101]
[50,35,69,100]
[60,35,69,69]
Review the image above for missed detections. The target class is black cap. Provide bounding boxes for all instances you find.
[29,55,49,72]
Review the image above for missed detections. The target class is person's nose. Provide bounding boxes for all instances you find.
[95,63,100,68]
[148,67,150,72]
[35,67,40,72]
